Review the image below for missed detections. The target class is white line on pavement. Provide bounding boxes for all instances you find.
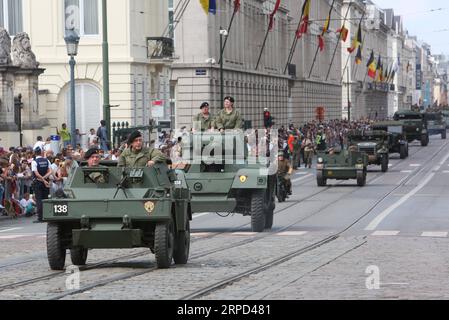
[410,164,422,167]
[193,212,211,220]
[292,174,313,183]
[421,232,448,238]
[400,170,413,173]
[365,151,449,231]
[278,231,308,236]
[371,231,400,236]
[0,228,23,233]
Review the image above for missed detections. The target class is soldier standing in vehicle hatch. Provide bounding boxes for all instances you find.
[118,131,167,168]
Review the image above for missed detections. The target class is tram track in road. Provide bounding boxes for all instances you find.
[0,140,442,299]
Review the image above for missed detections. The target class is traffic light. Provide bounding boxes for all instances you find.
[264,110,273,129]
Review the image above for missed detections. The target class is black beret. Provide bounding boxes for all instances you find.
[84,148,99,160]
[200,102,210,109]
[224,96,235,103]
[127,130,142,145]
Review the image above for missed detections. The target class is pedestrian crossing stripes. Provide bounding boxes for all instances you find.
[191,231,310,238]
[371,231,449,238]
[0,233,45,240]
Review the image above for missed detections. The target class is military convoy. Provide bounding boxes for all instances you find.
[348,130,390,172]
[43,164,192,270]
[316,148,368,187]
[182,132,276,233]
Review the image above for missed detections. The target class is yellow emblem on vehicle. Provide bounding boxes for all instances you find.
[240,176,247,183]
[144,201,155,214]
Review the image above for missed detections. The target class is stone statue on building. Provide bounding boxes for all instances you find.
[12,32,39,69]
[0,27,12,65]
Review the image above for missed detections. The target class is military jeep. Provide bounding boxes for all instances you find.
[348,130,390,172]
[424,111,447,139]
[316,148,369,187]
[371,122,409,159]
[182,131,276,233]
[442,110,449,129]
[43,164,191,270]
[393,110,429,146]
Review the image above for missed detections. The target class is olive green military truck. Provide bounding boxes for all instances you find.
[393,110,429,146]
[348,130,390,172]
[43,164,191,270]
[371,122,409,159]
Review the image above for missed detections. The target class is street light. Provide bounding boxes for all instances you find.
[64,28,80,149]
[219,28,228,108]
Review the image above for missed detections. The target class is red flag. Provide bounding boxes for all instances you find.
[336,25,349,42]
[318,35,324,51]
[234,0,240,13]
[296,0,310,38]
[268,0,281,31]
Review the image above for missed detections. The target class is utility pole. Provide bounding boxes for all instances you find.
[220,28,228,107]
[102,0,111,142]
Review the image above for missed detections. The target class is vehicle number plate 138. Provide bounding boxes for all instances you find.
[53,203,69,216]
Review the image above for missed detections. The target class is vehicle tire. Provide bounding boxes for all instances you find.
[251,190,266,233]
[421,135,429,147]
[357,170,366,187]
[400,145,407,159]
[381,155,389,172]
[317,171,327,187]
[406,145,409,157]
[442,131,447,140]
[173,220,190,265]
[154,221,175,269]
[47,223,66,271]
[70,247,88,266]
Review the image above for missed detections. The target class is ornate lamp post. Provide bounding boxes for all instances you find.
[64,28,80,148]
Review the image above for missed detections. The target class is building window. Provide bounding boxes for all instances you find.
[0,0,23,35]
[65,0,99,36]
[168,0,174,39]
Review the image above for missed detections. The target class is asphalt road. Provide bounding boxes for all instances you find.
[1,135,449,300]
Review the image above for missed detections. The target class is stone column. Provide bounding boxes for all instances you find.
[0,66,18,131]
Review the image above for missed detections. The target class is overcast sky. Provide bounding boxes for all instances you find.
[373,0,449,55]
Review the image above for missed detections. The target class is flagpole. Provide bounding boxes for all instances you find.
[255,27,271,71]
[219,4,239,64]
[340,11,365,84]
[283,3,306,75]
[325,2,352,81]
[308,0,336,79]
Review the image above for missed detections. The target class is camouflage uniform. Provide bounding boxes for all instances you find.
[214,108,243,130]
[193,113,214,131]
[118,147,166,168]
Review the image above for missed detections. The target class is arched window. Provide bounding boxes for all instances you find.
[65,83,102,147]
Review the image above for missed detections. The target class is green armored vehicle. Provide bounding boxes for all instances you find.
[371,122,409,159]
[182,132,276,232]
[348,130,390,172]
[393,110,429,146]
[424,111,446,139]
[441,110,449,129]
[316,148,369,187]
[43,164,191,270]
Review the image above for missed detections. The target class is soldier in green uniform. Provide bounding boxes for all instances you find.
[277,151,293,196]
[85,148,106,184]
[214,96,243,131]
[118,131,167,168]
[193,102,214,132]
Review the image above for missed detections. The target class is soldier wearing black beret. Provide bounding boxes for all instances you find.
[193,102,214,132]
[118,130,167,168]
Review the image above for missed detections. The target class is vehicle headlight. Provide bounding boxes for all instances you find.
[355,164,364,169]
[318,157,324,164]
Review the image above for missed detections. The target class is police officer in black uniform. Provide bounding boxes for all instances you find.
[31,147,51,223]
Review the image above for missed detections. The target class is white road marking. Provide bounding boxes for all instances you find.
[191,232,215,237]
[365,151,449,231]
[410,164,422,167]
[277,231,308,236]
[292,174,313,183]
[421,232,448,238]
[371,231,400,237]
[443,171,449,174]
[0,234,45,240]
[401,170,413,173]
[193,212,211,220]
[231,232,257,237]
[0,228,23,233]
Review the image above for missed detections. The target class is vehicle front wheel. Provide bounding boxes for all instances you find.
[442,131,447,140]
[317,171,327,187]
[47,223,66,271]
[381,155,389,172]
[357,170,366,187]
[251,190,266,233]
[154,221,175,269]
[421,135,429,147]
[70,247,88,266]
[400,145,407,159]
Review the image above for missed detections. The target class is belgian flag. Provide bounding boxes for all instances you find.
[367,51,376,79]
[348,23,362,53]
